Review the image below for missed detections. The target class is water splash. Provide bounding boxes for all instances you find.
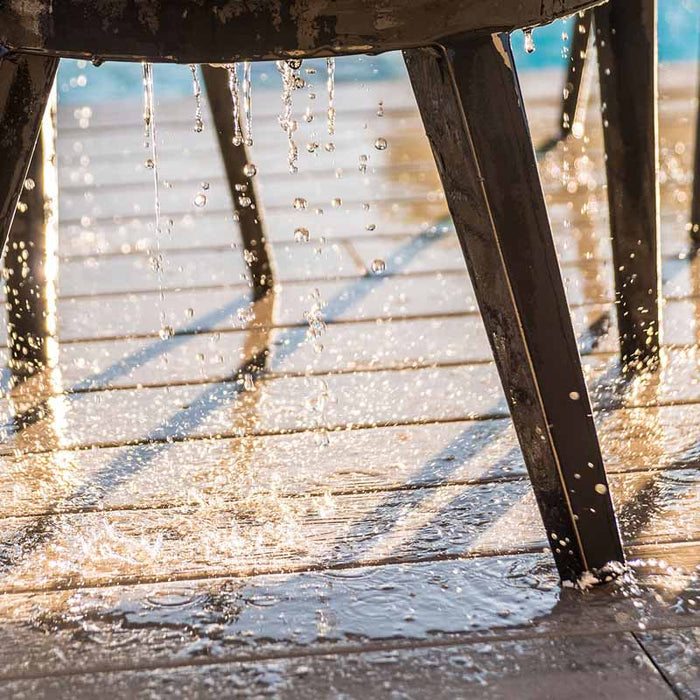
[326,57,336,137]
[189,64,204,133]
[227,64,243,147]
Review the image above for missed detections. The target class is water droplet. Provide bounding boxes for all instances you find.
[331,198,342,208]
[238,196,252,208]
[365,223,376,231]
[371,259,386,274]
[569,391,580,400]
[293,197,308,210]
[159,326,174,340]
[201,181,210,190]
[185,307,194,319]
[294,227,310,243]
[194,192,207,208]
[374,137,388,151]
[144,158,154,169]
[594,483,608,495]
[524,29,536,54]
[243,163,257,178]
[377,101,384,117]
[243,373,255,391]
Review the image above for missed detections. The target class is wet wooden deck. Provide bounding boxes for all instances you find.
[0,60,698,698]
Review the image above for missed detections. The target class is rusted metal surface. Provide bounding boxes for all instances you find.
[594,0,661,371]
[560,11,593,139]
[0,52,57,257]
[201,64,273,302]
[0,0,604,63]
[404,34,624,582]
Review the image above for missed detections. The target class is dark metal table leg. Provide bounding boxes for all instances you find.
[201,64,273,302]
[560,11,593,140]
[691,58,700,245]
[594,0,661,372]
[404,33,624,583]
[6,105,59,382]
[0,53,58,257]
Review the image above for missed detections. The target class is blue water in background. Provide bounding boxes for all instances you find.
[57,0,699,105]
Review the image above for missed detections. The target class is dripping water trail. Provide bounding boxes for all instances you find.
[142,63,170,339]
[326,57,336,137]
[227,64,243,147]
[242,61,253,146]
[277,60,299,173]
[189,64,204,133]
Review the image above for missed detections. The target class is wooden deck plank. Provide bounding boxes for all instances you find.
[0,465,696,592]
[0,544,695,680]
[0,632,677,699]
[636,627,700,699]
[0,398,699,519]
[4,346,700,451]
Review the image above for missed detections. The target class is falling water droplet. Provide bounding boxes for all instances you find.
[594,483,608,495]
[374,137,388,151]
[331,198,342,208]
[524,29,536,54]
[200,181,210,190]
[159,326,174,340]
[189,64,204,133]
[371,259,386,274]
[194,192,207,208]
[377,101,384,117]
[243,163,257,178]
[294,227,310,243]
[293,197,308,210]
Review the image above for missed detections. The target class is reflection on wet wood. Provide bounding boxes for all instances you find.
[0,544,695,683]
[0,63,698,692]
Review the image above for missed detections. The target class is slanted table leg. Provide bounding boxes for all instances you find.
[404,33,624,583]
[202,64,273,302]
[0,53,58,256]
[594,0,661,372]
[6,85,59,382]
[691,56,700,245]
[561,11,593,140]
